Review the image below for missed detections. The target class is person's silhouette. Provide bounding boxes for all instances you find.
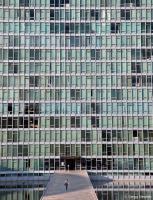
[64,179,69,191]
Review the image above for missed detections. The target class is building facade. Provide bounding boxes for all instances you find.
[0,0,153,178]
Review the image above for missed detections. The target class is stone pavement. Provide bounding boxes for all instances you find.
[41,170,98,200]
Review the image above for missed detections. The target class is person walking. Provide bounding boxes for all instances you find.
[64,179,69,191]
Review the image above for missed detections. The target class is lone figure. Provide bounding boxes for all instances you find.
[64,179,69,191]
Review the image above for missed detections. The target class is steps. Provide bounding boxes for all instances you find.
[41,171,98,200]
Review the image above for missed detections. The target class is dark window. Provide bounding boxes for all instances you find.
[71,117,80,128]
[55,118,60,128]
[111,23,120,33]
[91,10,95,17]
[96,103,100,114]
[8,50,13,60]
[90,10,100,20]
[71,117,75,127]
[70,89,80,100]
[25,159,31,169]
[91,49,100,60]
[65,24,69,33]
[133,130,138,138]
[50,0,66,7]
[0,117,19,128]
[24,103,40,114]
[121,10,131,20]
[141,49,152,59]
[50,117,60,128]
[55,23,60,33]
[8,50,19,60]
[30,49,40,60]
[81,130,85,141]
[8,103,13,114]
[50,117,54,127]
[91,103,96,114]
[50,10,54,20]
[29,76,40,87]
[131,62,141,73]
[131,49,141,60]
[86,131,91,142]
[91,116,99,127]
[50,0,54,6]
[65,0,69,3]
[111,89,122,100]
[60,0,64,6]
[55,0,59,6]
[30,9,34,20]
[50,23,55,33]
[71,89,75,99]
[19,0,29,6]
[8,117,12,128]
[132,76,140,86]
[121,0,140,7]
[76,118,80,127]
[29,117,38,128]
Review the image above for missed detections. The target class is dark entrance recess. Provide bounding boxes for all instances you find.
[66,158,75,170]
[61,157,81,170]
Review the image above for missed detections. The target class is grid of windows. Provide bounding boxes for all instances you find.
[0,0,153,177]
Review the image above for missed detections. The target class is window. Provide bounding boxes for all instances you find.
[50,0,69,7]
[131,62,141,73]
[71,117,80,128]
[50,10,54,20]
[8,63,18,73]
[30,49,40,60]
[111,23,120,33]
[30,9,34,20]
[121,10,131,20]
[19,0,29,6]
[29,76,40,87]
[24,103,40,114]
[8,103,12,114]
[111,89,122,100]
[0,117,19,128]
[65,23,70,33]
[141,49,152,60]
[50,117,61,128]
[50,0,54,6]
[121,0,140,7]
[90,10,100,20]
[133,130,138,137]
[91,116,99,127]
[8,50,19,60]
[91,49,100,60]
[70,89,80,100]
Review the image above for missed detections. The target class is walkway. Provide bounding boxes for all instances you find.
[41,170,98,200]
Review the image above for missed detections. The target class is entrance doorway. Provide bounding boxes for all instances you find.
[60,157,81,170]
[65,158,75,170]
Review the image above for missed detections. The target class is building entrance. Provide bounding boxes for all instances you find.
[60,157,81,170]
[66,158,75,170]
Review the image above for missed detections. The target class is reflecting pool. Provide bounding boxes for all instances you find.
[0,189,43,200]
[94,181,153,200]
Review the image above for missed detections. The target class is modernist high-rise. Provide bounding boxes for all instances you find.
[0,0,153,178]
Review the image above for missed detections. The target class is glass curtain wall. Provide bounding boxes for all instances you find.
[0,0,153,177]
